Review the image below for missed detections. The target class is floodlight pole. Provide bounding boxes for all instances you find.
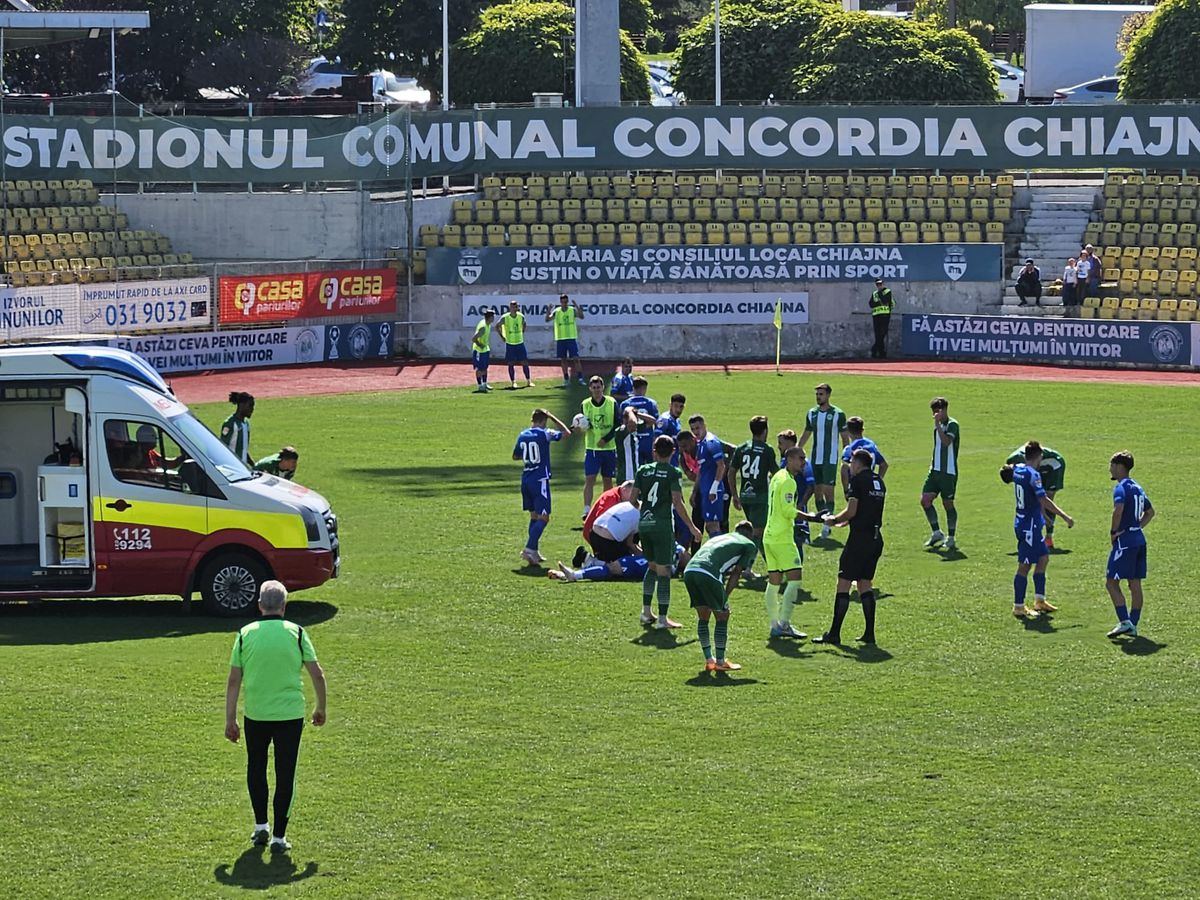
[714,0,721,106]
[441,0,449,111]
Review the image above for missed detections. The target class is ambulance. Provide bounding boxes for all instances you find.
[0,345,339,615]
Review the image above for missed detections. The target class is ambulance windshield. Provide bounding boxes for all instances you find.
[170,411,254,482]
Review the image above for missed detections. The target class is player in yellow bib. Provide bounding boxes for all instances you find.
[575,375,620,519]
[762,446,809,640]
[497,299,533,389]
[545,293,585,385]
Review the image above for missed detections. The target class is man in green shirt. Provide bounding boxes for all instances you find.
[921,396,960,550]
[729,415,779,570]
[545,293,585,386]
[797,382,848,540]
[253,446,299,481]
[497,298,533,389]
[470,308,495,393]
[684,521,758,672]
[762,446,810,640]
[1005,443,1066,547]
[631,434,702,629]
[225,581,327,853]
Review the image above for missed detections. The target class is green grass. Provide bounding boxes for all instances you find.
[2,371,1199,898]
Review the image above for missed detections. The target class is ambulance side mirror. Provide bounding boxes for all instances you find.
[64,387,86,416]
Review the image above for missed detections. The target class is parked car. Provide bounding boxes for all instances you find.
[297,56,431,107]
[1052,75,1121,104]
[992,59,1025,104]
[647,62,684,105]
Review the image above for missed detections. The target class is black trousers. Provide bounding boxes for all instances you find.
[871,314,890,358]
[244,716,304,838]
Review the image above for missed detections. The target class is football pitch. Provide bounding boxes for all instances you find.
[1,369,1198,898]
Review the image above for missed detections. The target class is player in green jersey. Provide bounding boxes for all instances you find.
[254,446,299,480]
[762,447,809,640]
[631,435,703,629]
[729,415,779,571]
[684,521,758,672]
[921,396,960,549]
[798,382,848,540]
[470,309,495,393]
[1005,443,1066,547]
[220,391,255,464]
[545,293,585,385]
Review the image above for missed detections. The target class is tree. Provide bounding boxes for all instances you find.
[1122,0,1200,100]
[794,13,999,103]
[185,34,308,100]
[649,0,709,52]
[675,0,835,104]
[453,1,650,106]
[1116,10,1151,55]
[621,0,654,35]
[0,0,320,100]
[911,0,1026,38]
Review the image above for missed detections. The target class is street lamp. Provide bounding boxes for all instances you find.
[442,0,449,110]
[714,0,721,106]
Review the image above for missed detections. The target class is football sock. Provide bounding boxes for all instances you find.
[829,592,851,639]
[581,564,609,581]
[780,581,799,625]
[763,582,779,625]
[1032,572,1046,599]
[508,365,516,382]
[255,823,268,831]
[523,364,531,381]
[946,508,958,536]
[714,618,728,659]
[642,568,655,606]
[923,506,940,531]
[860,590,876,639]
[1114,602,1129,622]
[475,371,483,385]
[1014,574,1028,606]
[698,619,712,660]
[656,575,671,616]
[1045,513,1055,536]
[1130,605,1142,625]
[527,519,547,551]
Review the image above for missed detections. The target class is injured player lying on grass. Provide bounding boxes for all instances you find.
[549,543,690,583]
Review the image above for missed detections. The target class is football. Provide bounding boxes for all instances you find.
[571,413,590,430]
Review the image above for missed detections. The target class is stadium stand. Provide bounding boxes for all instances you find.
[1070,173,1198,321]
[0,179,203,287]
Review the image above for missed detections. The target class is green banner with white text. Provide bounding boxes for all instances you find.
[6,105,1200,182]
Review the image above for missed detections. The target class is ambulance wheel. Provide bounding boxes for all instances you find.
[199,553,267,617]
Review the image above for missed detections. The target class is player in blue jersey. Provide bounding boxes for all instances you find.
[617,376,660,480]
[1105,450,1155,638]
[610,357,635,403]
[778,429,816,549]
[999,441,1075,620]
[548,544,689,583]
[689,414,728,537]
[840,416,889,495]
[513,408,572,566]
[654,393,686,466]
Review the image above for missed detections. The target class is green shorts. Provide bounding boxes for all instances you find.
[922,471,957,499]
[684,569,728,611]
[641,527,676,567]
[1042,468,1065,493]
[763,532,802,572]
[741,499,768,530]
[811,462,838,486]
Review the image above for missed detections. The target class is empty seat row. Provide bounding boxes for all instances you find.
[1079,296,1198,320]
[1100,198,1200,224]
[4,251,201,287]
[1105,173,1200,201]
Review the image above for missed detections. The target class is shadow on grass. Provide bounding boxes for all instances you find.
[833,642,894,663]
[767,637,815,659]
[1116,635,1167,655]
[1048,547,1072,556]
[934,549,969,562]
[214,846,318,889]
[630,628,696,650]
[685,671,761,687]
[0,599,338,646]
[510,565,547,577]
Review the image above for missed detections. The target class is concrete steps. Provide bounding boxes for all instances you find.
[1002,185,1097,315]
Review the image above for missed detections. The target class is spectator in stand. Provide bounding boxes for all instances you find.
[1016,259,1042,307]
[1062,257,1078,307]
[1075,251,1091,301]
[1084,243,1103,297]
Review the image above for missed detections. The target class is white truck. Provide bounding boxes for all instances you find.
[1023,3,1153,103]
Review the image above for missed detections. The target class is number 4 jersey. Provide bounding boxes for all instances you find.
[635,461,682,532]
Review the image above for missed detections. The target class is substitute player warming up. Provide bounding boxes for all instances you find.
[684,521,759,672]
[1105,450,1154,638]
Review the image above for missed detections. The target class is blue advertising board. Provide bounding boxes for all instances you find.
[324,321,394,362]
[426,242,1003,287]
[902,314,1195,367]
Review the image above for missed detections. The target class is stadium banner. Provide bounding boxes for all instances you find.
[324,321,395,361]
[4,105,1200,181]
[110,325,326,374]
[217,269,396,323]
[462,292,809,327]
[902,314,1194,367]
[0,277,210,341]
[431,243,1001,286]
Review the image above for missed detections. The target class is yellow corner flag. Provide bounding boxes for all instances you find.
[774,299,783,374]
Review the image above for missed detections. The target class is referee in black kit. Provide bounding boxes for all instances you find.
[803,448,887,645]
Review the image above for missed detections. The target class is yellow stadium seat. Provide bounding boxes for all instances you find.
[783,175,804,198]
[502,176,523,197]
[611,176,632,199]
[633,175,654,199]
[518,199,539,224]
[804,176,824,198]
[692,198,713,223]
[947,198,967,222]
[698,175,718,199]
[484,225,505,247]
[627,198,647,222]
[749,222,769,245]
[867,175,887,199]
[1136,298,1158,319]
[639,222,660,245]
[713,198,734,222]
[741,175,762,195]
[685,222,706,245]
[1160,198,1178,223]
[769,222,791,245]
[929,175,949,198]
[705,222,726,244]
[552,224,574,247]
[904,198,926,223]
[648,198,669,222]
[927,198,947,223]
[856,222,877,242]
[589,176,610,199]
[1178,298,1198,320]
[727,222,748,245]
[970,198,990,223]
[887,175,908,197]
[814,222,833,243]
[604,199,626,223]
[662,222,682,245]
[900,221,919,244]
[985,222,1004,242]
[509,224,530,247]
[1159,223,1178,246]
[908,175,928,199]
[825,175,845,196]
[800,198,820,223]
[764,175,783,198]
[719,175,739,198]
[617,223,638,246]
[779,198,799,222]
[920,222,940,243]
[736,198,757,222]
[877,221,898,243]
[539,199,561,224]
[1118,269,1137,294]
[971,175,992,197]
[496,200,517,225]
[950,175,970,198]
[1083,295,1102,309]
[1136,270,1159,294]
[482,176,502,200]
[655,175,675,197]
[562,200,582,224]
[548,176,568,200]
[792,222,812,244]
[583,199,604,224]
[452,199,473,225]
[757,198,778,221]
[835,222,855,244]
[864,198,884,223]
[845,174,865,198]
[962,222,982,243]
[941,223,962,242]
[569,176,589,199]
[526,176,546,200]
[843,199,863,222]
[419,225,439,248]
[443,225,464,248]
[530,224,551,246]
[675,175,696,197]
[820,198,841,221]
[993,198,1012,221]
[885,198,905,222]
[1141,245,1160,266]
[596,223,616,246]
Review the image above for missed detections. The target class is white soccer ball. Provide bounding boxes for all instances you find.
[572,413,590,431]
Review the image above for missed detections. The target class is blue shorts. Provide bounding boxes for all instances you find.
[522,476,551,516]
[1015,520,1047,564]
[700,481,725,522]
[556,339,580,359]
[504,342,528,363]
[1107,537,1147,581]
[583,448,617,479]
[472,350,490,371]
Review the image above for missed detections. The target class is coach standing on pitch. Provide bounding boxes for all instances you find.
[868,278,895,359]
[225,581,327,853]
